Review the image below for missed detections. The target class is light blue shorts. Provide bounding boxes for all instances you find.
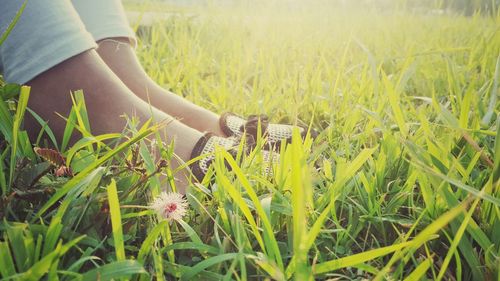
[0,0,136,84]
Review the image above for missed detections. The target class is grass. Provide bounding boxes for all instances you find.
[1,1,499,280]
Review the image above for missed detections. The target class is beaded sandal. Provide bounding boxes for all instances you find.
[219,112,318,151]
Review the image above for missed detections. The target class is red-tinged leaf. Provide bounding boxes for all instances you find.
[34,147,66,167]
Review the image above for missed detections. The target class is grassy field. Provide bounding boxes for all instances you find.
[1,1,499,280]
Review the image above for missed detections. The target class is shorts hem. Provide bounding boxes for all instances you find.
[6,34,97,84]
[89,25,137,48]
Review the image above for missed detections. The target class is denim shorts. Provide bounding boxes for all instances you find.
[0,0,136,84]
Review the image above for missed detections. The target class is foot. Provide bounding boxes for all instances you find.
[189,133,279,182]
[219,112,318,151]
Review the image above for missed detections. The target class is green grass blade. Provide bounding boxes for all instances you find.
[163,242,220,255]
[180,253,239,280]
[403,258,432,281]
[315,241,413,275]
[250,254,286,281]
[374,199,472,280]
[415,160,500,206]
[60,108,77,152]
[137,221,168,264]
[0,152,7,199]
[0,0,27,47]
[107,179,126,261]
[19,243,61,281]
[176,219,204,245]
[437,197,482,281]
[5,222,29,272]
[289,129,311,280]
[220,149,284,270]
[481,54,499,126]
[18,236,84,281]
[42,168,105,256]
[0,95,14,142]
[34,122,158,219]
[9,86,30,187]
[0,241,17,278]
[493,117,500,184]
[162,261,225,281]
[306,147,377,250]
[66,134,121,164]
[152,248,165,281]
[80,260,148,281]
[25,108,59,149]
[382,72,408,136]
[213,152,266,255]
[71,90,92,138]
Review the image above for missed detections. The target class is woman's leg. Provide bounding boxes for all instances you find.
[26,50,202,192]
[71,0,226,136]
[96,38,226,136]
[25,49,203,164]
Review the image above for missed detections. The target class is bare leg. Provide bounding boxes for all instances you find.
[95,38,226,136]
[25,49,203,192]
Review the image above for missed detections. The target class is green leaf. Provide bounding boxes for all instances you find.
[42,168,105,256]
[107,179,126,261]
[19,244,61,281]
[0,84,21,100]
[307,147,377,250]
[163,242,220,255]
[0,0,27,47]
[137,221,168,264]
[9,86,31,187]
[481,54,499,126]
[213,151,266,255]
[219,148,284,270]
[374,199,472,280]
[315,241,413,275]
[382,72,408,136]
[26,108,58,149]
[289,129,312,280]
[493,117,500,184]
[65,134,120,166]
[403,258,432,281]
[0,241,17,278]
[34,121,158,219]
[80,260,147,281]
[436,197,482,281]
[162,261,224,281]
[180,253,240,280]
[416,161,500,207]
[5,222,30,272]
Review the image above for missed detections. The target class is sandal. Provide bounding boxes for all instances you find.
[189,132,279,182]
[219,112,318,150]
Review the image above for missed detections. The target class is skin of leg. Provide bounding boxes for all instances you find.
[95,37,227,136]
[25,49,203,193]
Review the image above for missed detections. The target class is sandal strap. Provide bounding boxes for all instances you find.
[219,112,245,137]
[189,133,240,182]
[242,114,269,139]
[220,112,317,151]
[189,133,213,181]
[189,131,281,182]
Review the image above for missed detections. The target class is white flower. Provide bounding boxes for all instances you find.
[150,192,188,221]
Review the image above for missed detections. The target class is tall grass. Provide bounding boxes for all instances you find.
[0,1,499,280]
